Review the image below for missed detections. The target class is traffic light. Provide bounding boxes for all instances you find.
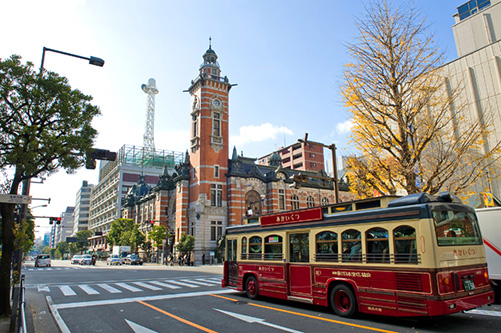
[85,149,117,170]
[49,217,61,224]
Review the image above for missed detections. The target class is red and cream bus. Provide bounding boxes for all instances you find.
[221,192,494,318]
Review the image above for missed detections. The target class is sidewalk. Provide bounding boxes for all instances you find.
[2,261,223,332]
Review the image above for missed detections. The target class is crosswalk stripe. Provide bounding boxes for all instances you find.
[115,283,142,292]
[195,278,221,285]
[133,282,162,291]
[59,286,76,296]
[165,280,199,288]
[180,279,213,286]
[97,284,122,294]
[79,285,100,295]
[148,281,181,289]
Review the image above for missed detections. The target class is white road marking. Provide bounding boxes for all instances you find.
[165,280,198,288]
[46,296,70,333]
[125,319,158,333]
[195,278,221,285]
[148,281,181,289]
[115,283,142,292]
[180,279,214,286]
[79,285,100,295]
[215,308,304,333]
[38,285,50,292]
[97,284,122,294]
[133,282,162,291]
[58,286,76,296]
[54,289,237,309]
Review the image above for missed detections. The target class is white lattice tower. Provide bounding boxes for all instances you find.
[141,78,159,150]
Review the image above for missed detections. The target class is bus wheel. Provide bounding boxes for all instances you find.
[330,285,357,318]
[246,276,259,300]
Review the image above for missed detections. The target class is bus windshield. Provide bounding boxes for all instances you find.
[432,209,482,246]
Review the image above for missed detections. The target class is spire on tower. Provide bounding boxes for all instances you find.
[141,78,159,150]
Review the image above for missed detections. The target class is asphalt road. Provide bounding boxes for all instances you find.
[22,260,501,333]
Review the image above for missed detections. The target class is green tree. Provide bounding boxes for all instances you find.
[54,241,69,259]
[176,234,195,255]
[341,1,501,198]
[107,218,145,253]
[0,55,100,315]
[73,230,93,254]
[148,225,167,248]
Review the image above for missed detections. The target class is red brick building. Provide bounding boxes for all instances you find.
[121,43,353,265]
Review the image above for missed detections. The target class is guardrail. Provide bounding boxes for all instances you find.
[17,274,27,333]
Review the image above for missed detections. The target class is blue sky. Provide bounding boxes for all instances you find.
[1,0,462,235]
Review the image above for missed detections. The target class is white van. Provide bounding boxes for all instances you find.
[35,254,51,267]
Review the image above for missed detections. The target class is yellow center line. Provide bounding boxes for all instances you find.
[138,301,218,333]
[209,294,397,333]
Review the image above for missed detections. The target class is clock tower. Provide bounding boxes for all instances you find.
[185,39,234,251]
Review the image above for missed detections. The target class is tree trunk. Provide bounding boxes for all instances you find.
[0,202,16,316]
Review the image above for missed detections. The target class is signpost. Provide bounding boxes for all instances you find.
[0,194,32,204]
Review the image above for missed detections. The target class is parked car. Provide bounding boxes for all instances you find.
[35,254,51,267]
[107,254,123,265]
[123,254,143,265]
[79,254,93,265]
[71,255,82,264]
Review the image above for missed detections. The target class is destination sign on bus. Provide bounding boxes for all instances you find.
[260,207,323,227]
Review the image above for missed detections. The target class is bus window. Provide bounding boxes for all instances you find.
[315,231,338,262]
[366,228,389,263]
[264,235,283,260]
[289,233,309,262]
[432,210,482,246]
[342,229,361,262]
[393,226,417,263]
[249,236,263,260]
[241,237,247,260]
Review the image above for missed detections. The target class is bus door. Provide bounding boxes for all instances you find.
[227,238,238,286]
[288,232,312,296]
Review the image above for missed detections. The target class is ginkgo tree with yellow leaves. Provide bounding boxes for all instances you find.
[341,0,501,198]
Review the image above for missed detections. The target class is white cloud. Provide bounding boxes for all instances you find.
[336,119,353,134]
[230,123,293,148]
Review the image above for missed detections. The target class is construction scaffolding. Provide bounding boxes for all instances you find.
[99,144,185,180]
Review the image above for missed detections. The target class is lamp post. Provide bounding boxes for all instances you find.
[9,47,105,331]
[298,133,339,203]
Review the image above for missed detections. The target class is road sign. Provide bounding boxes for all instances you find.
[0,194,32,204]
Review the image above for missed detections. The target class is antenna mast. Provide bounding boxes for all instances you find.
[141,78,159,150]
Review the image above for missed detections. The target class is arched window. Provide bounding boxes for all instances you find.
[321,197,329,206]
[241,237,247,260]
[394,226,418,264]
[315,231,338,262]
[307,196,315,208]
[245,190,261,216]
[264,235,283,260]
[366,228,389,263]
[342,229,361,262]
[291,195,299,210]
[249,236,262,260]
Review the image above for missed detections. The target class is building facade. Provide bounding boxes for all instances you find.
[72,180,93,235]
[257,140,325,172]
[441,0,501,202]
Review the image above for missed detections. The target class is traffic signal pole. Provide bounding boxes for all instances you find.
[9,179,30,330]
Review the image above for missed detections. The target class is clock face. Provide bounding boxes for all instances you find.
[212,99,221,107]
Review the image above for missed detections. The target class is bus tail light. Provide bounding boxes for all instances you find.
[439,273,453,293]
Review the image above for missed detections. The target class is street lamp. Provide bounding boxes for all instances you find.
[298,133,340,203]
[40,47,105,72]
[10,47,105,330]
